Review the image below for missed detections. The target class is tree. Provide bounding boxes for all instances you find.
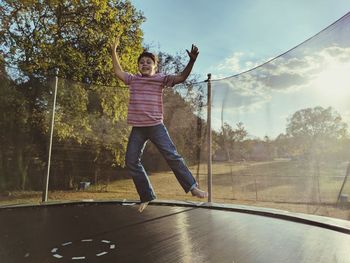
[286,106,348,161]
[0,0,145,189]
[215,122,248,161]
[0,0,144,82]
[274,133,293,158]
[0,59,40,190]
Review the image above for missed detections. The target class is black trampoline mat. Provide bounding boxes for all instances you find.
[0,202,350,263]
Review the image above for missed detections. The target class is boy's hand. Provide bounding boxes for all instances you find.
[186,44,199,62]
[111,27,125,51]
[110,37,120,52]
[110,34,126,83]
[173,44,199,85]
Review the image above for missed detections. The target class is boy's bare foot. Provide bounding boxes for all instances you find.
[191,187,208,199]
[138,202,149,213]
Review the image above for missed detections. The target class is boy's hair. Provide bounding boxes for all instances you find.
[137,51,158,64]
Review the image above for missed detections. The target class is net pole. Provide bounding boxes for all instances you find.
[206,73,213,202]
[337,161,350,204]
[42,68,59,203]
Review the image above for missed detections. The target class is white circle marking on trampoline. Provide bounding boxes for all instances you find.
[51,239,116,260]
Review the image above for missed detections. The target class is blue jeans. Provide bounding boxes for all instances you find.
[125,123,197,202]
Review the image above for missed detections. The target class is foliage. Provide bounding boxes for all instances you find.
[286,106,349,160]
[0,0,208,190]
[214,122,248,161]
[0,0,144,190]
[0,0,144,82]
[0,60,48,190]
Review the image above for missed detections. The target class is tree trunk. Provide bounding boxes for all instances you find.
[0,150,5,190]
[16,147,29,190]
[94,166,100,185]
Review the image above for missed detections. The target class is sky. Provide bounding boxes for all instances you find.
[130,0,350,79]
[130,0,350,138]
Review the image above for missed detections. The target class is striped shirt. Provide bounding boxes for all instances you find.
[123,72,176,127]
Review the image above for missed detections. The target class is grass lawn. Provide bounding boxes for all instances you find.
[1,159,349,220]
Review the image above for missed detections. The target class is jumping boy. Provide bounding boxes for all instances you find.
[111,38,208,212]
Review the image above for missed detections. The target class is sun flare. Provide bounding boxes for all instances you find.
[311,62,350,102]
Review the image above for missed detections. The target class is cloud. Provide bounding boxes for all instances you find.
[210,45,350,115]
[212,74,271,119]
[211,51,265,79]
[216,52,244,73]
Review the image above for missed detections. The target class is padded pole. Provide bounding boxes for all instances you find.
[207,73,212,202]
[42,68,59,203]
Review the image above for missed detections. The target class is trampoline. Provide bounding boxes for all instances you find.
[1,200,350,263]
[1,5,350,263]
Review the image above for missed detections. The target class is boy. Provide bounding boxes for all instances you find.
[111,39,208,212]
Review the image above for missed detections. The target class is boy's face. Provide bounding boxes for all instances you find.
[138,56,157,76]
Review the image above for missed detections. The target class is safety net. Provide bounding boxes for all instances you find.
[209,12,350,215]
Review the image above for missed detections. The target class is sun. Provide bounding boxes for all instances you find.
[311,62,350,103]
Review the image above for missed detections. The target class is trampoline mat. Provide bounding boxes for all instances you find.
[0,202,350,263]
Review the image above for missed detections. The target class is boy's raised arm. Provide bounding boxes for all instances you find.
[111,38,126,83]
[173,44,199,85]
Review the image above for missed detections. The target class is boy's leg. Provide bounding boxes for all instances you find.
[125,127,156,203]
[149,124,197,193]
